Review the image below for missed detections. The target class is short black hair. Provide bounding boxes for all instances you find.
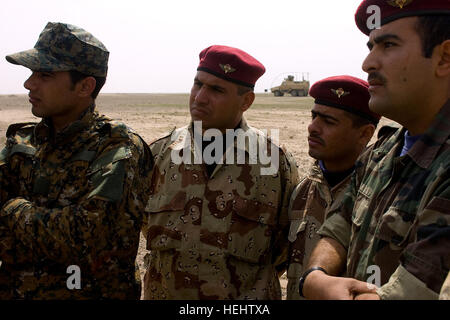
[68,70,106,99]
[415,15,450,58]
[237,84,253,96]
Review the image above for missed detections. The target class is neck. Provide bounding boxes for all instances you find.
[322,156,358,173]
[52,102,92,133]
[200,117,242,134]
[403,95,447,136]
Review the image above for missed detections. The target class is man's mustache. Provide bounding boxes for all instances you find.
[367,72,387,85]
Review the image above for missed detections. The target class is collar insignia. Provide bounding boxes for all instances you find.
[331,88,350,98]
[387,0,413,9]
[220,64,236,74]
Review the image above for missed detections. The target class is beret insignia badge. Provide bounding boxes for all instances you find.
[220,64,236,74]
[331,88,350,98]
[387,0,413,9]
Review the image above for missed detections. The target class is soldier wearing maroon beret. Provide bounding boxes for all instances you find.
[142,45,300,299]
[286,75,380,299]
[303,0,450,300]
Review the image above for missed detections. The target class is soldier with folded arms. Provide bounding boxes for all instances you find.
[301,0,450,300]
[0,22,151,299]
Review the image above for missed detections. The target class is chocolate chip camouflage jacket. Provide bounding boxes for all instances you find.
[440,272,450,300]
[143,118,299,299]
[286,162,353,300]
[0,106,151,299]
[319,100,450,300]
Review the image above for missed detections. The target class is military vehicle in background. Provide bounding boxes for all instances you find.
[270,75,310,97]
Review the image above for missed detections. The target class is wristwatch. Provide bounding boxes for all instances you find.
[298,266,328,298]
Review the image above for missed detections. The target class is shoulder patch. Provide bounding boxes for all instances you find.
[6,122,37,138]
[148,126,177,146]
[108,121,132,139]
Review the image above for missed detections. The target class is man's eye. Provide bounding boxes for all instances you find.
[384,42,396,49]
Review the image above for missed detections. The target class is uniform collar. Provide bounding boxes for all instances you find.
[408,99,450,169]
[309,160,355,190]
[181,116,255,154]
[34,104,97,145]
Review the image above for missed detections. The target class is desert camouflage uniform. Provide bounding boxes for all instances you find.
[440,272,450,300]
[143,118,299,299]
[319,100,450,300]
[0,106,152,299]
[286,162,353,300]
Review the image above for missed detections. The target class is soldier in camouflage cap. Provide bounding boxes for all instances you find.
[142,45,299,299]
[302,0,450,300]
[6,22,108,77]
[0,22,152,299]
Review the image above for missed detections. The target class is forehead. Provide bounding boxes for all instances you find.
[195,71,237,89]
[312,104,352,120]
[368,16,419,41]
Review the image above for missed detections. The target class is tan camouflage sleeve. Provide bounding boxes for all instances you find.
[440,272,450,300]
[378,174,450,300]
[0,135,151,266]
[272,150,300,271]
[317,176,356,250]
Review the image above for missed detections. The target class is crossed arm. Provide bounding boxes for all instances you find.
[302,237,379,300]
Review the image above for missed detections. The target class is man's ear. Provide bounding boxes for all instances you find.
[241,91,255,112]
[436,40,450,78]
[359,124,376,146]
[76,76,96,98]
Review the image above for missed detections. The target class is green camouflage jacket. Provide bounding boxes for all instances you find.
[0,106,151,299]
[319,100,450,300]
[286,161,353,300]
[143,118,299,299]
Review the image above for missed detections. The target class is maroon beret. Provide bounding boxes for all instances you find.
[309,75,381,124]
[197,45,265,88]
[355,0,450,35]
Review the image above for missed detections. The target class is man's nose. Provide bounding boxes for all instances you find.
[24,72,37,91]
[308,117,321,135]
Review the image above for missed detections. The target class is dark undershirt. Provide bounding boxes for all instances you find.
[202,122,241,177]
[319,160,355,188]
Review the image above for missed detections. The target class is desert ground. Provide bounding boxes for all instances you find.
[0,93,391,299]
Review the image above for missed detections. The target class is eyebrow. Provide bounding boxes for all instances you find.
[194,77,226,92]
[367,33,402,49]
[311,110,339,122]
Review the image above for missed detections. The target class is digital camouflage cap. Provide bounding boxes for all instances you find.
[6,22,109,77]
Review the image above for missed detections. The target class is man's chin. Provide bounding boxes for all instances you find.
[308,149,321,160]
[31,107,45,118]
[369,97,389,116]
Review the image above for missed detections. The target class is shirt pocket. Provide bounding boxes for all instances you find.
[227,195,278,264]
[7,144,36,184]
[144,193,187,251]
[376,207,415,249]
[86,146,131,202]
[351,190,370,229]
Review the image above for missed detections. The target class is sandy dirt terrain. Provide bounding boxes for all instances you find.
[0,93,390,299]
